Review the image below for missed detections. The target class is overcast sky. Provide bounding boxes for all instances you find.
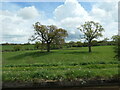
[0,0,118,43]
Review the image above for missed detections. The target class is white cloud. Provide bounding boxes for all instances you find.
[1,5,56,43]
[1,1,118,43]
[53,0,118,41]
[90,2,118,39]
[0,6,41,43]
[54,0,88,21]
[90,2,118,22]
[17,6,40,20]
[53,0,94,41]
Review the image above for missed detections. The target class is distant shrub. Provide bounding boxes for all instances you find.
[13,45,22,51]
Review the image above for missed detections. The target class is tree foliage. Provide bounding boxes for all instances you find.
[30,22,68,52]
[112,35,120,60]
[112,35,120,42]
[78,21,104,52]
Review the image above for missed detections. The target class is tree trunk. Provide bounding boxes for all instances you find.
[41,41,44,51]
[47,43,50,52]
[88,41,92,53]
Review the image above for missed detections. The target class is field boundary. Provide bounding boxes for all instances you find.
[2,79,119,89]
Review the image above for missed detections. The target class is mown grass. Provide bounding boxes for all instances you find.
[2,46,119,82]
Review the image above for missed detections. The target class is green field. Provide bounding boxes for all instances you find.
[2,45,34,51]
[2,46,119,82]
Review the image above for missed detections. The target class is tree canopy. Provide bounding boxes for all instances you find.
[30,22,68,52]
[78,21,104,52]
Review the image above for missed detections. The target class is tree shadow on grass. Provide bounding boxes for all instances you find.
[8,51,53,60]
[63,51,100,55]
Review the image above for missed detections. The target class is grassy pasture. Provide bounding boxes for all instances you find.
[2,45,34,51]
[2,46,119,82]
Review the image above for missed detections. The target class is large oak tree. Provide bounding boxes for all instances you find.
[78,21,104,52]
[30,22,68,52]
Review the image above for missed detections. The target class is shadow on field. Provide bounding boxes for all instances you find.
[8,51,53,60]
[63,51,99,54]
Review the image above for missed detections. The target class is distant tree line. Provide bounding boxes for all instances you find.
[1,37,117,52]
[1,42,31,45]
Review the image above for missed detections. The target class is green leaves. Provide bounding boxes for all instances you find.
[78,21,104,52]
[30,22,68,52]
[78,21,104,40]
[32,22,68,43]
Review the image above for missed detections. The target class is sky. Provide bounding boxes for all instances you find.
[0,0,119,43]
